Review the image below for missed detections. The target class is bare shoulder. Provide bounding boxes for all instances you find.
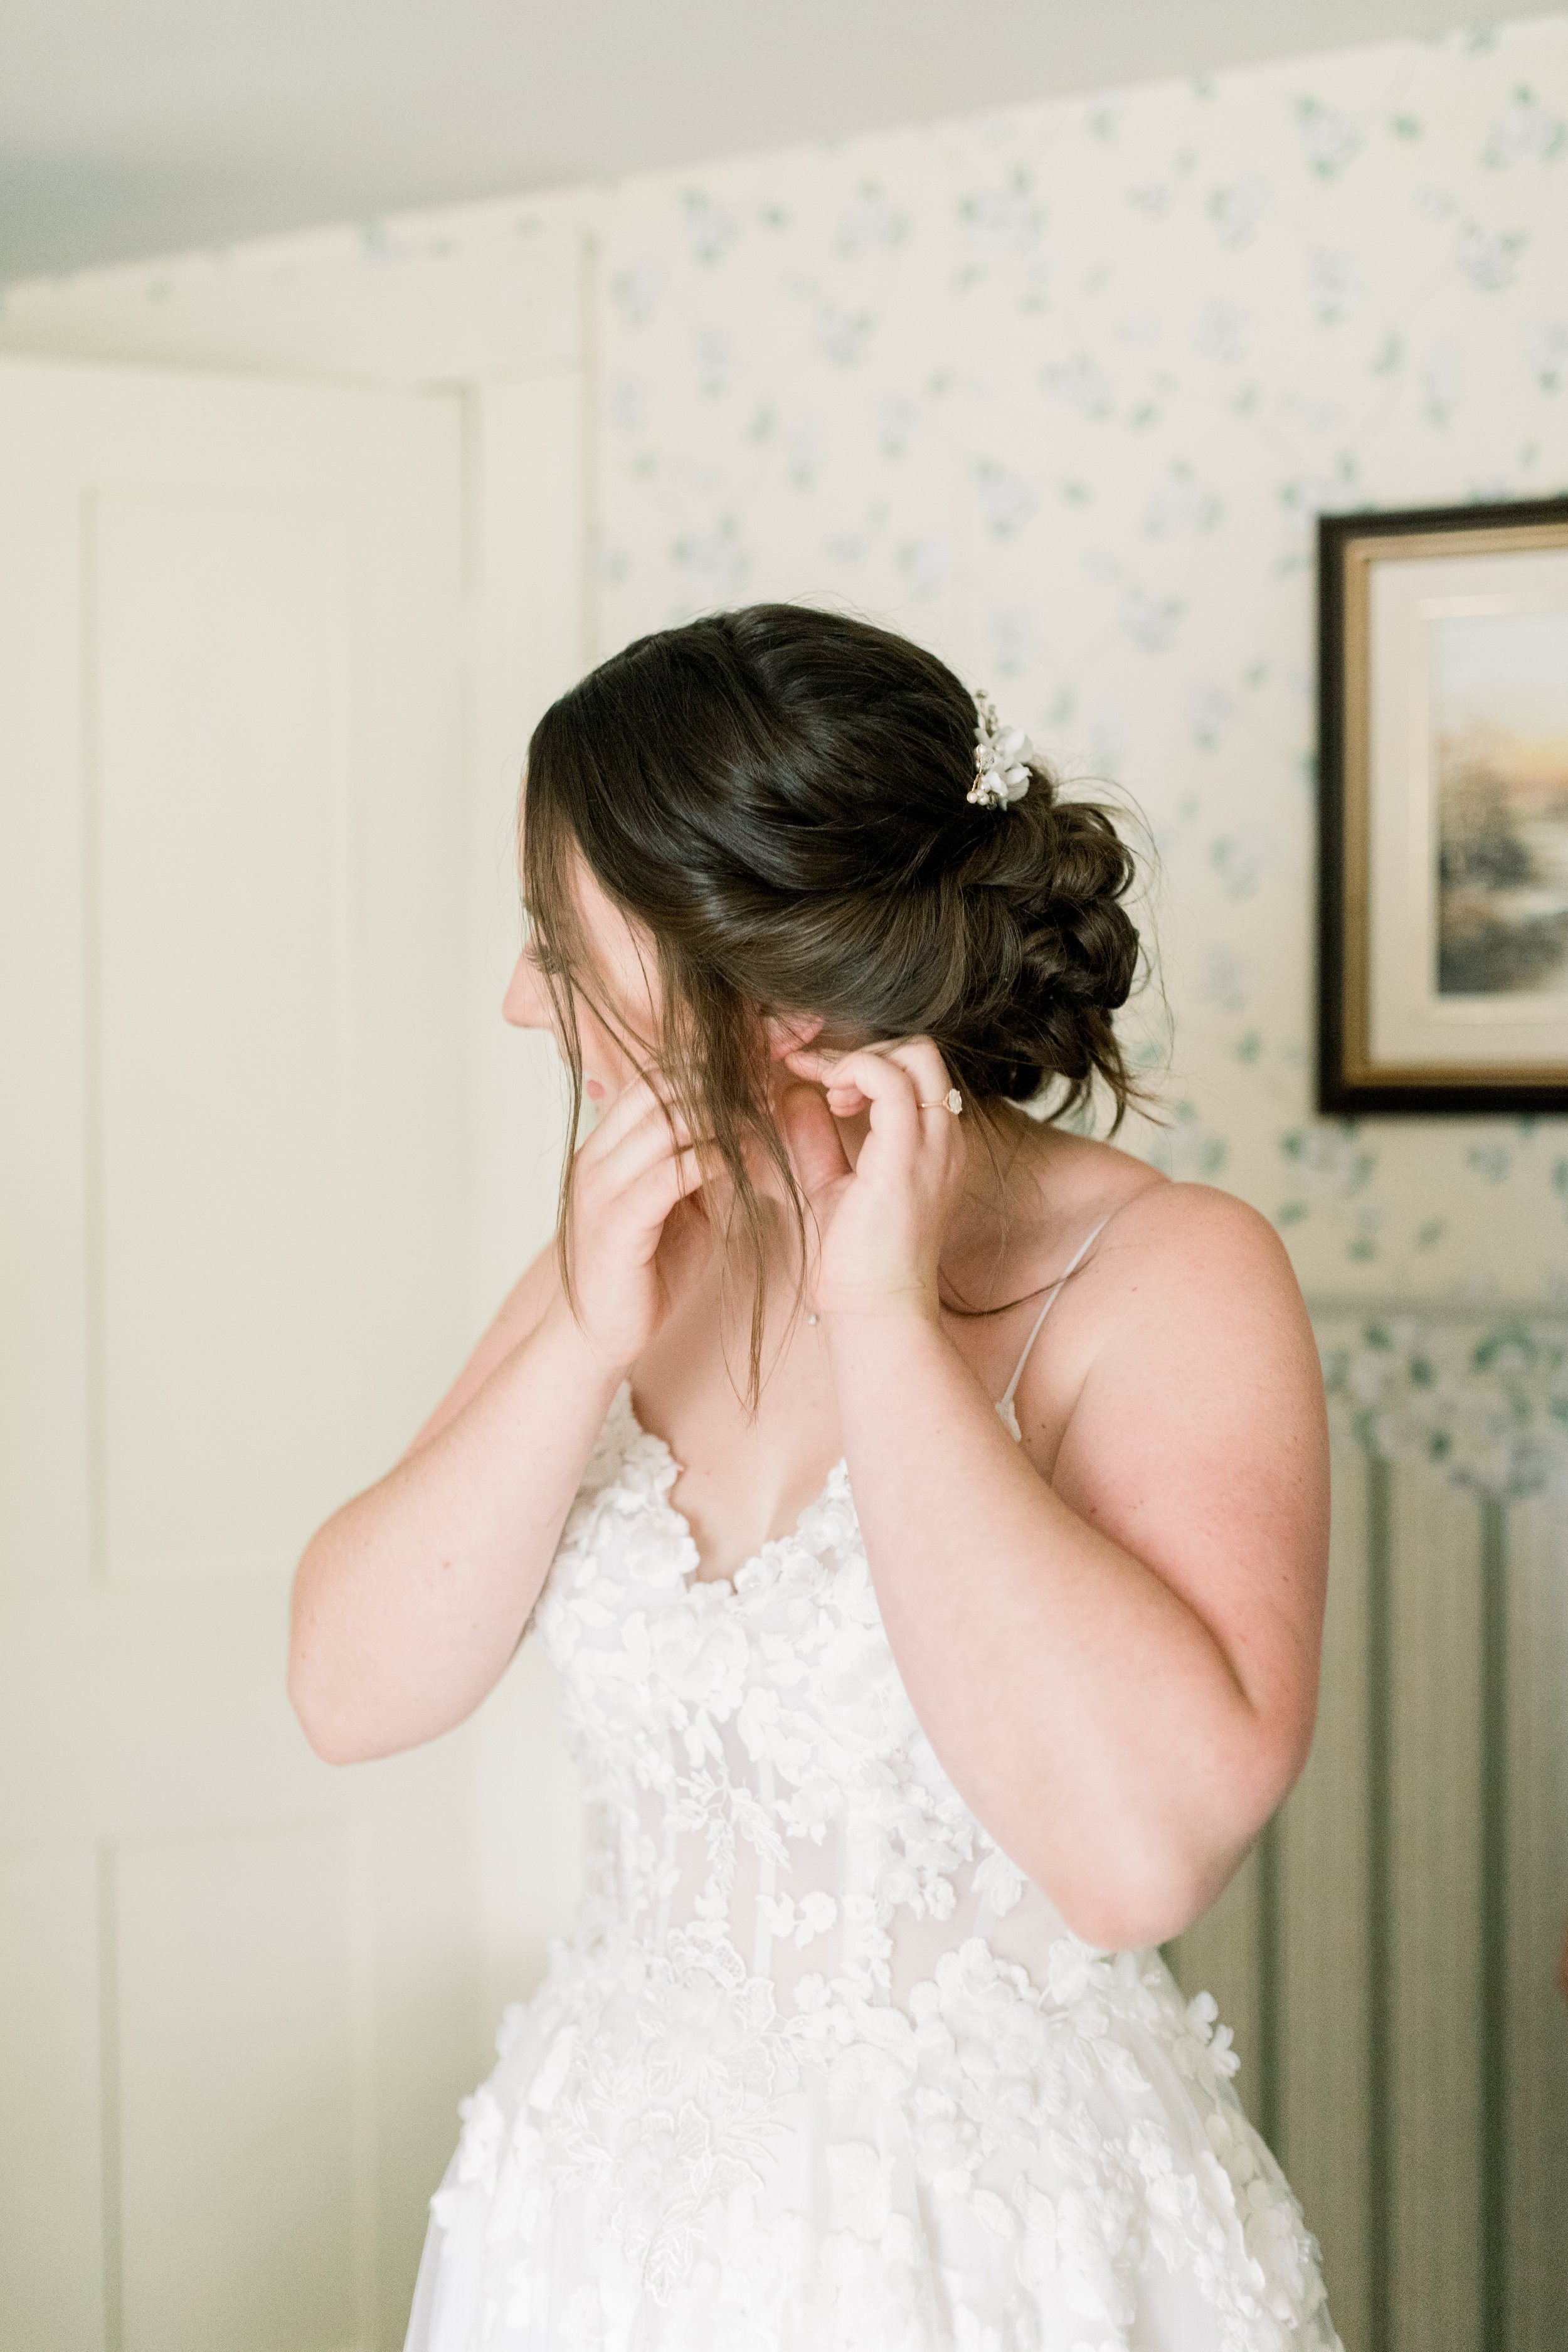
[1047,1177,1326,1480]
[1095,1175,1303,1291]
[1025,1173,1329,1744]
[1058,1176,1315,1380]
[1005,1138,1321,1455]
[1007,1119,1303,1310]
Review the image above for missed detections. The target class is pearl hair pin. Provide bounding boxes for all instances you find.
[967,688,1034,808]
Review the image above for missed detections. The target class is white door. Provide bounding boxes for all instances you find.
[0,353,556,2352]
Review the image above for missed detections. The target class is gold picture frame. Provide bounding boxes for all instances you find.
[1319,497,1568,1113]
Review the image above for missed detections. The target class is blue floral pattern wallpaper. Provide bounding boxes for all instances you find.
[590,16,1568,1305]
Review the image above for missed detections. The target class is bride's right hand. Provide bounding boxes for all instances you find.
[560,1073,714,1374]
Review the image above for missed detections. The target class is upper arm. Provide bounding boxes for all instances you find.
[398,1229,563,1461]
[1037,1182,1330,1780]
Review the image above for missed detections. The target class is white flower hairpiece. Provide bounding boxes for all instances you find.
[967,688,1034,808]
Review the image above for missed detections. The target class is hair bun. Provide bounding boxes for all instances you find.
[938,758,1140,1108]
[524,604,1151,1409]
[527,600,1148,1133]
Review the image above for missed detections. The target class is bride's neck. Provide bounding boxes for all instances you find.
[711,1099,1037,1293]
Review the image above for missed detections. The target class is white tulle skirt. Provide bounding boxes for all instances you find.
[403,1925,1342,2352]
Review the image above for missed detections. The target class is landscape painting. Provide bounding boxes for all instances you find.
[1319,497,1568,1113]
[1433,607,1568,997]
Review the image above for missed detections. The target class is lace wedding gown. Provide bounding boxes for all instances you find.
[405,1233,1342,2352]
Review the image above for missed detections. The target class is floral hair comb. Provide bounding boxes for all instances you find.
[967,689,1034,809]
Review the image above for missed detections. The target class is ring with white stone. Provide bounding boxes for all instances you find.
[918,1088,963,1114]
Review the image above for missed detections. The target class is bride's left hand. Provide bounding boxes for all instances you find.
[774,1037,969,1320]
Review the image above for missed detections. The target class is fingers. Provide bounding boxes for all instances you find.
[784,1037,957,1127]
[578,1067,674,1153]
[636,1140,709,1216]
[583,1071,707,1178]
[780,1056,866,1125]
[782,1044,918,1155]
[572,1070,713,1209]
[785,1035,959,1115]
[865,1037,958,1110]
[575,1107,712,1277]
[783,1042,881,1100]
[778,1050,861,1121]
[609,1102,709,1200]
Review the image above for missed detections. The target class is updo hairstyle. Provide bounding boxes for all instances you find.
[521,603,1143,1407]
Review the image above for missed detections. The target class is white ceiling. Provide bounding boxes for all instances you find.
[3,0,1562,285]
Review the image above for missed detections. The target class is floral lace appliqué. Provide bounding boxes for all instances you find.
[408,1382,1343,2352]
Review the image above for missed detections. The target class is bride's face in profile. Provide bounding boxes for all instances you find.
[501,837,835,1236]
[502,844,660,1104]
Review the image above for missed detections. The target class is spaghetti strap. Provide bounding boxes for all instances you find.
[997,1216,1111,1409]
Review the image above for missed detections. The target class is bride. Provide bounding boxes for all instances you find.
[289,603,1341,2349]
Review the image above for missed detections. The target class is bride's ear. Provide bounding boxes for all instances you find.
[763,1012,825,1062]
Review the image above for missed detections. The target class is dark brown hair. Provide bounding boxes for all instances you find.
[521,603,1143,1410]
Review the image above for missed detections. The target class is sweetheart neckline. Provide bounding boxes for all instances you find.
[617,1380,1020,1596]
[620,1384,846,1593]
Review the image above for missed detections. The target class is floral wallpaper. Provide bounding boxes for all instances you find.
[590,14,1568,1305]
[1318,1308,1568,1495]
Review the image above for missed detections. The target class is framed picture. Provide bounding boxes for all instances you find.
[1318,495,1568,1114]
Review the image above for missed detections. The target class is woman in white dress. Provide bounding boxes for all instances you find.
[290,605,1342,2351]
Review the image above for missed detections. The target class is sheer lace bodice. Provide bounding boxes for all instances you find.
[405,1374,1342,2352]
[533,1384,1106,2025]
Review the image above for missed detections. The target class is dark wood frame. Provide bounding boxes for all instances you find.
[1318,495,1568,1115]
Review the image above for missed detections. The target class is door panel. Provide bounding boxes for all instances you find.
[92,490,357,1586]
[0,354,506,2349]
[0,1850,107,2350]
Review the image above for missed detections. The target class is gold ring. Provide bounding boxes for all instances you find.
[918,1088,963,1114]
